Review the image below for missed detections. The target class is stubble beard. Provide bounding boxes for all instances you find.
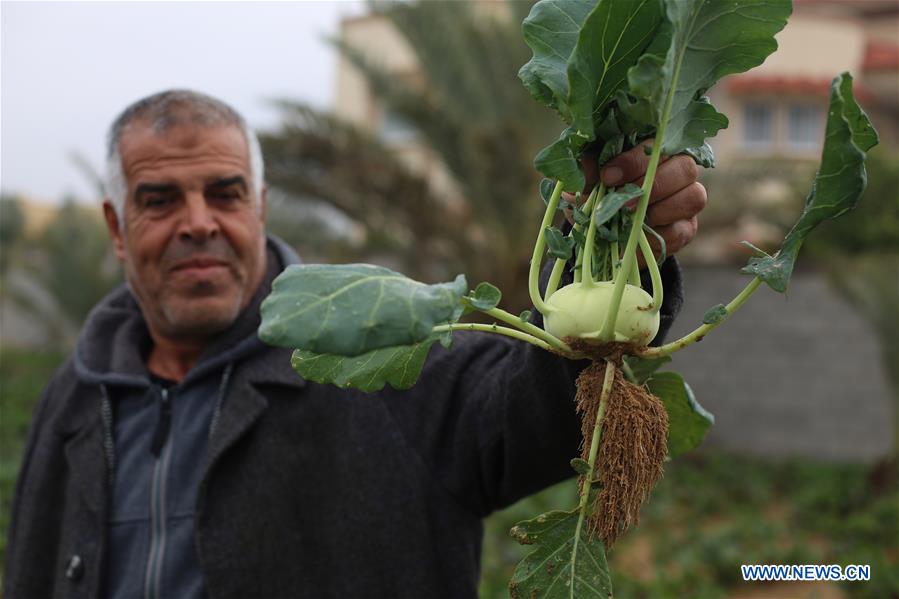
[124,235,255,342]
[161,282,246,340]
[126,265,247,342]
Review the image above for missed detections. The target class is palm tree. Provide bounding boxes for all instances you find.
[260,0,560,311]
[4,200,121,348]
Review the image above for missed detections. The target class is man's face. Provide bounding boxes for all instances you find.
[104,122,267,342]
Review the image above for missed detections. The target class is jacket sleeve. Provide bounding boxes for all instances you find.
[378,258,683,518]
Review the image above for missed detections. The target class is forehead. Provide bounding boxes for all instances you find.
[118,122,250,186]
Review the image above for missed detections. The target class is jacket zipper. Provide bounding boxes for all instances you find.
[99,386,116,594]
[144,387,173,599]
[100,387,116,491]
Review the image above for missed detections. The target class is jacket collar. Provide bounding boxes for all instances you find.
[243,346,308,390]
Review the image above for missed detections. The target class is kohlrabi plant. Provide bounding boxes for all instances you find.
[258,0,879,595]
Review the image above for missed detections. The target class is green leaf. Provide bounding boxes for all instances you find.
[566,0,663,138]
[615,89,657,138]
[647,371,714,458]
[519,310,533,323]
[702,304,728,325]
[519,0,596,122]
[682,141,715,168]
[437,330,453,350]
[470,281,502,311]
[290,337,438,393]
[623,354,672,384]
[625,0,791,154]
[509,510,613,599]
[595,225,618,242]
[594,108,621,141]
[545,226,576,261]
[259,264,467,356]
[662,95,729,155]
[535,128,588,192]
[743,73,879,292]
[593,183,642,227]
[540,178,558,206]
[596,134,624,168]
[571,226,588,247]
[572,205,591,227]
[522,0,665,188]
[541,178,572,212]
[570,458,591,476]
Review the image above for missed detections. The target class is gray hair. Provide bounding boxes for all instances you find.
[104,89,264,219]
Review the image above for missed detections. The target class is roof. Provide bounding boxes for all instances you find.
[727,75,876,103]
[863,41,899,71]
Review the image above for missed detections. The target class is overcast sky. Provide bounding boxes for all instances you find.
[1,1,366,204]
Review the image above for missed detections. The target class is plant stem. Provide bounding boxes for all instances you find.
[431,323,555,352]
[580,184,606,289]
[638,229,663,313]
[475,305,571,353]
[570,359,616,593]
[598,52,683,341]
[529,180,565,315]
[546,188,602,299]
[627,219,640,287]
[610,236,620,280]
[546,258,567,301]
[629,258,641,287]
[574,245,584,284]
[621,360,637,384]
[637,277,763,359]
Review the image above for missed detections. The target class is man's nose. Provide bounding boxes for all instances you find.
[179,194,219,241]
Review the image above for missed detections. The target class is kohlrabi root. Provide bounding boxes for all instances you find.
[575,361,668,548]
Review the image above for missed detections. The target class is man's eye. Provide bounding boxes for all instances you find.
[209,190,241,203]
[145,196,173,208]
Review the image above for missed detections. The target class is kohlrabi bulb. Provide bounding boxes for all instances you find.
[544,282,659,346]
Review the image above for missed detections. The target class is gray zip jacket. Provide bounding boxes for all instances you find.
[4,235,682,598]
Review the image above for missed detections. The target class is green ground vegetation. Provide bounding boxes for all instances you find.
[480,454,898,599]
[0,346,65,566]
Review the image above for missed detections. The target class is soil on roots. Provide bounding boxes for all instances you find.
[575,360,668,548]
[563,338,642,362]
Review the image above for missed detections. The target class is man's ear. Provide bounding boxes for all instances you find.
[259,184,268,224]
[102,201,126,261]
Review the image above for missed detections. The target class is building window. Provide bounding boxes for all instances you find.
[787,103,822,150]
[742,103,774,148]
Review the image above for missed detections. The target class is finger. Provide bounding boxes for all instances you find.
[646,182,707,228]
[581,157,600,194]
[600,139,670,187]
[561,191,583,226]
[632,154,701,205]
[645,217,699,257]
[561,191,584,206]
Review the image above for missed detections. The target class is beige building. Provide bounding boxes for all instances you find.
[709,0,898,163]
[334,0,897,175]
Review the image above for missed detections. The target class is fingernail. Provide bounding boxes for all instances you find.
[603,166,623,185]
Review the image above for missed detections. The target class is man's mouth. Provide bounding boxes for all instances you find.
[171,257,230,273]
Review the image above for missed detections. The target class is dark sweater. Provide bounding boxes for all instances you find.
[4,236,682,598]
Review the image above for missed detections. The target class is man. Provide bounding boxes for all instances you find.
[4,90,705,598]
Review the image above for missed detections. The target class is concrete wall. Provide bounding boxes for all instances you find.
[669,265,895,462]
